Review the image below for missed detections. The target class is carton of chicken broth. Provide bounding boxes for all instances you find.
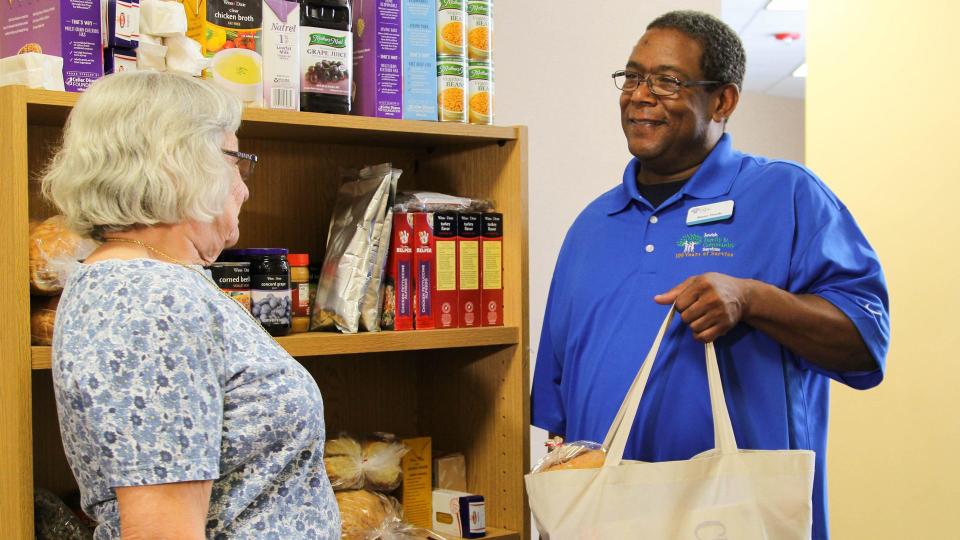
[181,0,263,107]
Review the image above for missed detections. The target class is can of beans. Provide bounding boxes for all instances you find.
[437,55,467,122]
[208,262,252,312]
[437,0,466,56]
[466,0,491,61]
[468,61,493,125]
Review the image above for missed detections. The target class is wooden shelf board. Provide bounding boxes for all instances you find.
[31,326,519,370]
[23,88,518,145]
[447,527,519,540]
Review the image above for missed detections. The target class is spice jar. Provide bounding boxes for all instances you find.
[289,253,311,333]
[225,248,292,337]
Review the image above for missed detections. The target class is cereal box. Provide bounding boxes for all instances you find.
[0,0,103,92]
[352,0,401,118]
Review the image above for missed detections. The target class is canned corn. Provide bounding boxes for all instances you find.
[466,0,492,61]
[437,0,466,56]
[438,55,466,122]
[468,61,493,125]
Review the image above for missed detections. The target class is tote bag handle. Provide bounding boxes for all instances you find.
[602,305,738,467]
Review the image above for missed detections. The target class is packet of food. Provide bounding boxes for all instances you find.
[392,191,493,213]
[359,168,401,332]
[336,490,446,540]
[312,164,400,333]
[325,433,410,492]
[530,440,607,473]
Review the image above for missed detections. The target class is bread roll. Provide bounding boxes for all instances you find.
[30,296,60,346]
[541,448,606,472]
[361,439,406,491]
[325,436,363,490]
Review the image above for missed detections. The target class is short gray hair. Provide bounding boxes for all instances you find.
[648,10,746,89]
[41,71,243,239]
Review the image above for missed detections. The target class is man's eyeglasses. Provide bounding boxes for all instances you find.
[222,149,258,180]
[612,70,723,96]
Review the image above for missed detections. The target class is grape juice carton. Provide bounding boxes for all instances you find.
[0,0,103,92]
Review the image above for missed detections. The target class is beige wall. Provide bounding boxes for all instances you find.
[728,91,804,164]
[808,0,960,536]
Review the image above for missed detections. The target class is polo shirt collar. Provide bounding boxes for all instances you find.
[607,133,739,215]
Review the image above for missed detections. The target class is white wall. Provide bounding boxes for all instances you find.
[727,91,805,163]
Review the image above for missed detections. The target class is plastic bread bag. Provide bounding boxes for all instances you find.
[34,488,94,540]
[30,216,97,295]
[358,168,401,332]
[31,295,60,346]
[325,433,410,492]
[530,439,607,473]
[360,432,409,492]
[325,435,365,490]
[312,164,398,333]
[336,490,446,540]
[392,191,493,213]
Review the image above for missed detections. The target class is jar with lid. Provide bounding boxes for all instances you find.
[223,248,292,336]
[288,253,311,333]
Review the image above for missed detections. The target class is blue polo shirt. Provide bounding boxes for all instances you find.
[532,134,889,539]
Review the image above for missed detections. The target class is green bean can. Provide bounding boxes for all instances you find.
[438,55,467,122]
[468,61,493,125]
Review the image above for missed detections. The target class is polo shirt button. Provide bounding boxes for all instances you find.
[649,216,658,224]
[645,244,655,253]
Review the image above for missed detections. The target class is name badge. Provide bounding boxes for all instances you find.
[687,200,734,226]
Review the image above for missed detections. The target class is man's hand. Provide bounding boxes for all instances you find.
[654,273,755,343]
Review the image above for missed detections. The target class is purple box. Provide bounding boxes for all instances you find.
[352,0,402,118]
[0,0,103,92]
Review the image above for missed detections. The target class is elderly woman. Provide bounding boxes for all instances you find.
[42,72,340,539]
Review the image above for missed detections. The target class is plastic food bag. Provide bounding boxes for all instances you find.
[31,295,60,346]
[530,440,607,473]
[392,191,493,213]
[30,216,96,295]
[336,490,446,540]
[34,488,93,540]
[312,164,400,333]
[325,433,410,492]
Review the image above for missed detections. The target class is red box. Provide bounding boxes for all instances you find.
[383,213,415,331]
[412,212,436,329]
[432,212,459,329]
[457,213,482,327]
[480,213,503,326]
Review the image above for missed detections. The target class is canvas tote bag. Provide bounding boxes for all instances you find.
[525,306,815,539]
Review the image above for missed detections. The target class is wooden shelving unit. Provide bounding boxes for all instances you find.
[0,86,530,538]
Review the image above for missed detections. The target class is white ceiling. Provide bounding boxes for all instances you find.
[722,0,806,99]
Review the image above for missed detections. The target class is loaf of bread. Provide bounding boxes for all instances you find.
[325,436,364,490]
[361,439,407,491]
[30,216,94,295]
[335,490,394,540]
[540,448,606,472]
[30,296,60,346]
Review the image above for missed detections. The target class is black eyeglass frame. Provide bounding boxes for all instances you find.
[611,69,724,96]
[222,149,258,180]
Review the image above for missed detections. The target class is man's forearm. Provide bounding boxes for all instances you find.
[744,280,876,373]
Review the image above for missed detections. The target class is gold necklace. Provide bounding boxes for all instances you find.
[101,237,275,336]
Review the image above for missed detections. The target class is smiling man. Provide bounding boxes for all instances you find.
[531,10,890,539]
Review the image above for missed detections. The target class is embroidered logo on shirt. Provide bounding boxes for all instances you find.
[675,232,736,258]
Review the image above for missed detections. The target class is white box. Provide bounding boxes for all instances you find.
[432,489,485,538]
[262,0,299,110]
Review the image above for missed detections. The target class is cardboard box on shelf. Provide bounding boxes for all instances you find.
[383,212,415,331]
[262,0,299,110]
[433,489,485,538]
[433,452,466,491]
[412,212,436,329]
[401,0,437,120]
[352,0,402,118]
[480,212,502,326]
[0,0,103,92]
[432,211,458,329]
[401,436,432,528]
[457,212,481,327]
